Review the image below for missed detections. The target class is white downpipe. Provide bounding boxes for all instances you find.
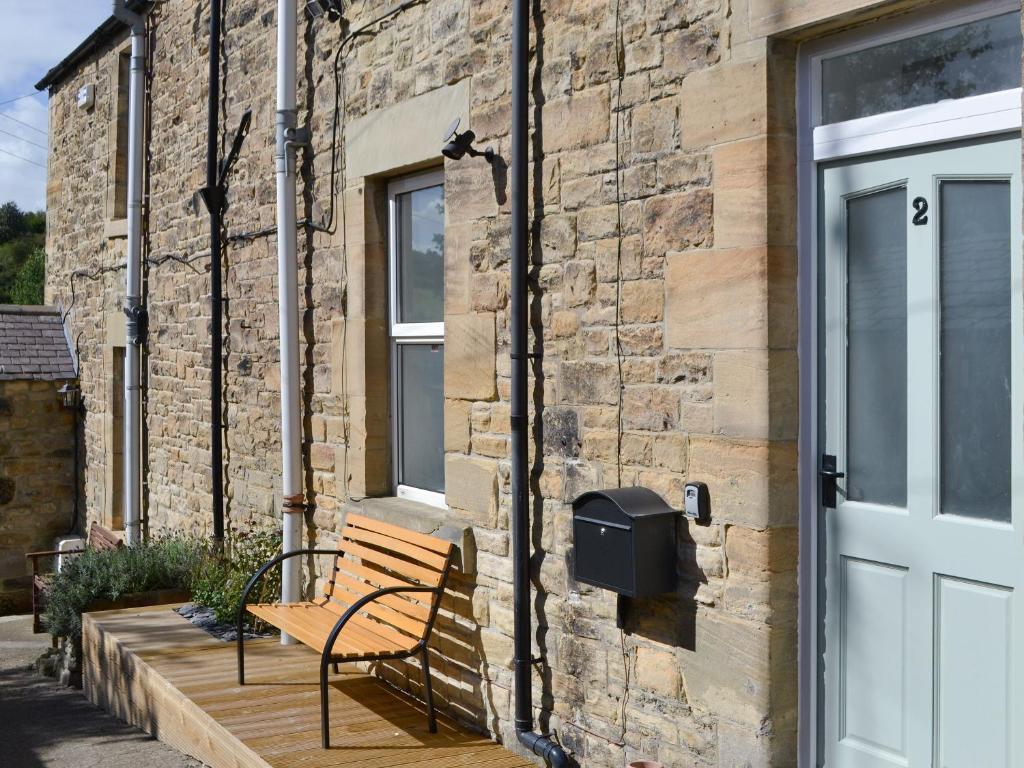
[112,1,146,546]
[276,0,302,643]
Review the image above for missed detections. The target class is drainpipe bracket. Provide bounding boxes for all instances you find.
[198,185,223,215]
[124,303,148,346]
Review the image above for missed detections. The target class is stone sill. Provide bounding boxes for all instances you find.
[345,496,477,576]
[104,219,128,239]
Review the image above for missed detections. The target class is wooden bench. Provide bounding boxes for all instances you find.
[26,522,123,635]
[236,512,455,748]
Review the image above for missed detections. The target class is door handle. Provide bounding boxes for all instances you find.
[820,454,845,509]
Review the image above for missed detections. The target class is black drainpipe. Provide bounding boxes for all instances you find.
[511,1,568,765]
[206,0,225,546]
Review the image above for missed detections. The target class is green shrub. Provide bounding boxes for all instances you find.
[42,537,207,643]
[190,527,282,626]
[10,247,44,305]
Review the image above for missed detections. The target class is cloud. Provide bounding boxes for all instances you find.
[0,0,112,210]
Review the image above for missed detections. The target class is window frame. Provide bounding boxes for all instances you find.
[803,0,1022,162]
[387,169,446,509]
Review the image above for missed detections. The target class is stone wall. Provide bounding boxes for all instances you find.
[41,0,933,764]
[0,380,77,613]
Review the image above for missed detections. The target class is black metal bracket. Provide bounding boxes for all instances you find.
[199,109,252,215]
[219,109,252,187]
[616,594,631,629]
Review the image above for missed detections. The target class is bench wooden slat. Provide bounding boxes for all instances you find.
[339,540,444,586]
[320,583,428,639]
[317,599,422,647]
[334,559,420,592]
[326,570,432,622]
[247,604,415,658]
[345,512,452,555]
[340,524,449,571]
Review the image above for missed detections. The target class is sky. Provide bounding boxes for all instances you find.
[0,1,112,211]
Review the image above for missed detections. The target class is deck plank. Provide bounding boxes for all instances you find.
[82,606,536,768]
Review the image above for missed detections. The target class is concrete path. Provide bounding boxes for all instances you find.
[0,614,205,768]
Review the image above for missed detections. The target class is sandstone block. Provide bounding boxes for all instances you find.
[635,645,681,698]
[563,261,596,307]
[713,135,796,250]
[725,525,798,579]
[542,87,611,154]
[687,437,796,527]
[681,57,766,148]
[714,349,797,440]
[630,97,679,157]
[559,360,619,405]
[622,386,679,432]
[444,399,471,453]
[444,454,497,524]
[666,248,768,350]
[680,608,770,726]
[619,279,664,324]
[642,189,713,258]
[445,313,496,401]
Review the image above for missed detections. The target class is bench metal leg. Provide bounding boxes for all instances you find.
[421,647,437,734]
[237,618,245,686]
[320,658,331,749]
[333,662,339,674]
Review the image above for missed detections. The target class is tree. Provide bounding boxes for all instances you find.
[10,248,44,305]
[0,202,26,242]
[0,201,45,304]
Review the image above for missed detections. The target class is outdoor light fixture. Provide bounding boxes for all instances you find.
[58,381,81,409]
[305,0,344,21]
[441,117,494,162]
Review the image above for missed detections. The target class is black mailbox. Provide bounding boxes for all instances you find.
[572,487,678,597]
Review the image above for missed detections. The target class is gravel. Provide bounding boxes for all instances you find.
[176,603,275,642]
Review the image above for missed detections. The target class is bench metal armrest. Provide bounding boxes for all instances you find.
[320,585,440,667]
[236,548,344,630]
[26,549,85,577]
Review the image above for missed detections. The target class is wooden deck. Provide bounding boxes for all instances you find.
[83,606,535,768]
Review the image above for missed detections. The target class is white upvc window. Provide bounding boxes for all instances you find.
[803,0,1022,162]
[388,170,446,508]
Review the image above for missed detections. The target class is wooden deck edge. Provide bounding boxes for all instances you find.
[83,608,271,768]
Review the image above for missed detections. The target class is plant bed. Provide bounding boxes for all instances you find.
[176,602,276,642]
[87,587,193,613]
[40,527,282,686]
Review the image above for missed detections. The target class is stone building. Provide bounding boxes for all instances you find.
[0,305,77,614]
[35,0,1024,766]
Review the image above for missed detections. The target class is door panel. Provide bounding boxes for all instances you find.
[934,576,1012,768]
[840,558,908,764]
[820,137,1023,768]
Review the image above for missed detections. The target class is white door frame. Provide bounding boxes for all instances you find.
[795,2,1022,764]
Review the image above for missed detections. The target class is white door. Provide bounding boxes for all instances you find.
[820,136,1024,767]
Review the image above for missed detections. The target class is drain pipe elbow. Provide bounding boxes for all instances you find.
[517,730,570,768]
[111,0,144,32]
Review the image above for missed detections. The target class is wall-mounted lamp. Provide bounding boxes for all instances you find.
[305,0,344,21]
[441,118,494,162]
[58,381,81,410]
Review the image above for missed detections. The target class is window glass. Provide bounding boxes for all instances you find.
[939,180,1011,521]
[846,187,908,507]
[389,173,445,500]
[396,185,444,324]
[821,11,1022,124]
[397,343,444,493]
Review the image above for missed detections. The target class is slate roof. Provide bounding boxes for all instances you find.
[0,305,77,381]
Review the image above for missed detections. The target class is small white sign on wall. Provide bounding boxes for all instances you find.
[76,84,95,110]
